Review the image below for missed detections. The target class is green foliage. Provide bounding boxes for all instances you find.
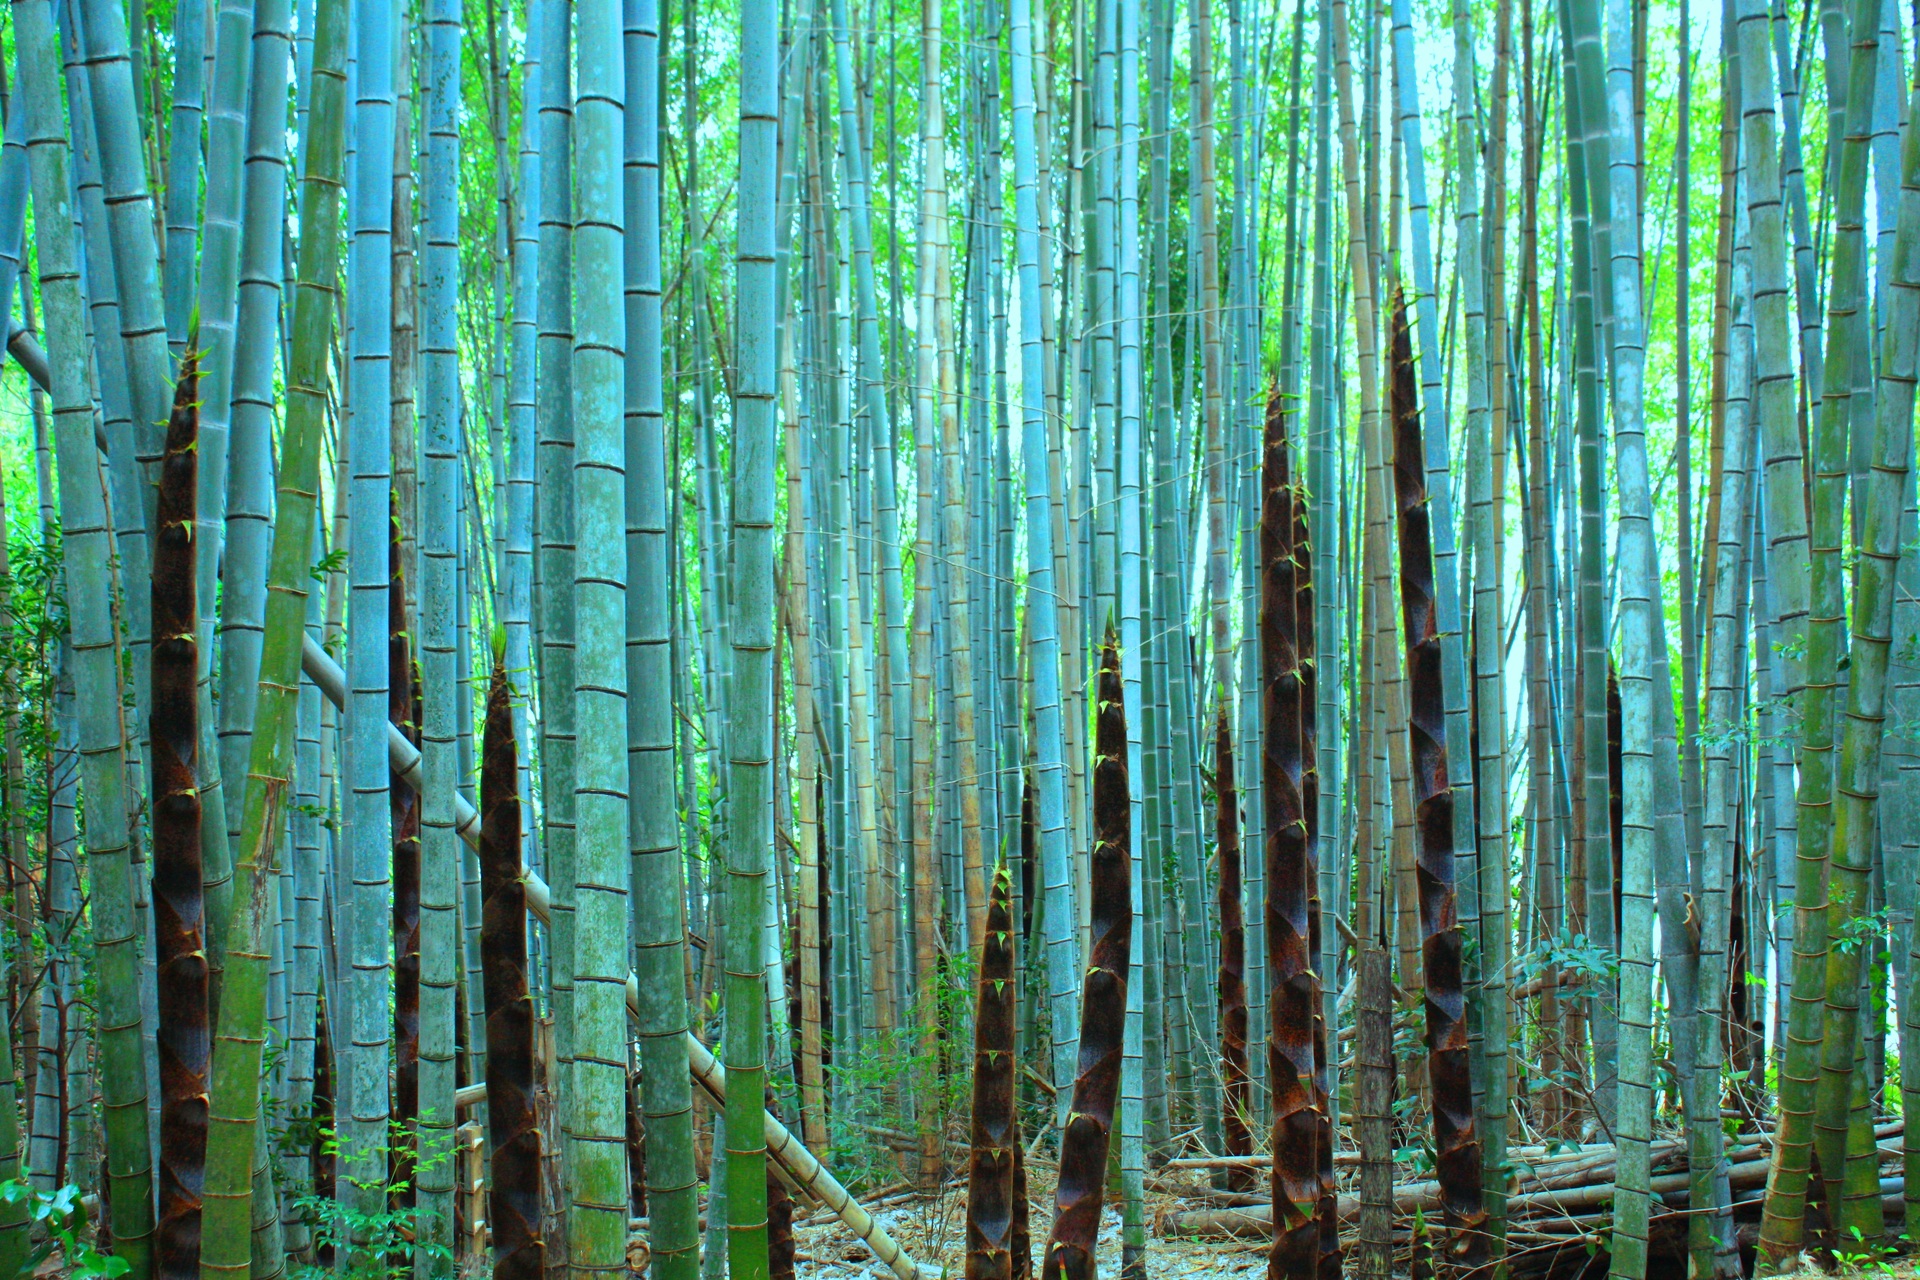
[0,1179,128,1280]
[825,948,977,1196]
[290,1121,453,1280]
[1520,929,1619,986]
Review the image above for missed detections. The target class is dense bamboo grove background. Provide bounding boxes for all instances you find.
[0,0,1914,1272]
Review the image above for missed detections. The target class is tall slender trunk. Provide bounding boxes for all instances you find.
[722,2,778,1270]
[16,0,156,1266]
[626,0,697,1267]
[1010,0,1079,1111]
[191,0,345,1255]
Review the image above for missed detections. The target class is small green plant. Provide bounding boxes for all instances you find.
[0,1178,130,1280]
[291,1120,454,1280]
[1831,1225,1898,1278]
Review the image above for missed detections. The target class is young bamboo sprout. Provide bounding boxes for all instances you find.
[153,349,207,1280]
[1214,705,1252,1186]
[1262,381,1320,1278]
[392,504,422,1187]
[480,656,544,1280]
[1294,435,1337,1277]
[1040,633,1131,1280]
[1389,296,1487,1269]
[967,864,1023,1280]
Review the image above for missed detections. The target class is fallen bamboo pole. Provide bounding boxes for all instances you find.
[1164,1134,1910,1239]
[303,634,934,1280]
[682,1034,933,1280]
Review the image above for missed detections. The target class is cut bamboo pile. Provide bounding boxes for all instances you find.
[1162,1123,1909,1274]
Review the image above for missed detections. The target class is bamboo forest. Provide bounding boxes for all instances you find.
[0,0,1914,1262]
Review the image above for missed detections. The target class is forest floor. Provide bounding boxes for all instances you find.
[783,1161,1294,1277]
[780,1163,1920,1279]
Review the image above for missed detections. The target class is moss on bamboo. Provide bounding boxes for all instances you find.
[480,658,544,1280]
[1040,633,1131,1280]
[153,350,207,1280]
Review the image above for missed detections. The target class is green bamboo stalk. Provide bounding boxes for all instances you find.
[416,0,463,1258]
[569,0,631,1261]
[1010,0,1079,1112]
[197,0,263,861]
[1834,48,1920,1252]
[14,0,154,1267]
[217,0,295,857]
[1697,165,1753,1280]
[1808,0,1887,1240]
[624,0,696,1269]
[192,0,346,1262]
[533,0,578,1170]
[76,0,171,496]
[1452,0,1510,1257]
[345,0,398,1231]
[721,1,778,1274]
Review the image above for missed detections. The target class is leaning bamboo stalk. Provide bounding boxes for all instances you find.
[191,0,347,1259]
[967,866,1023,1280]
[1390,296,1487,1270]
[299,637,925,1275]
[779,330,827,1152]
[153,350,209,1280]
[684,1036,934,1280]
[480,656,544,1280]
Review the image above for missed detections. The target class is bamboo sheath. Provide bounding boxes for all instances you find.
[299,632,930,1280]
